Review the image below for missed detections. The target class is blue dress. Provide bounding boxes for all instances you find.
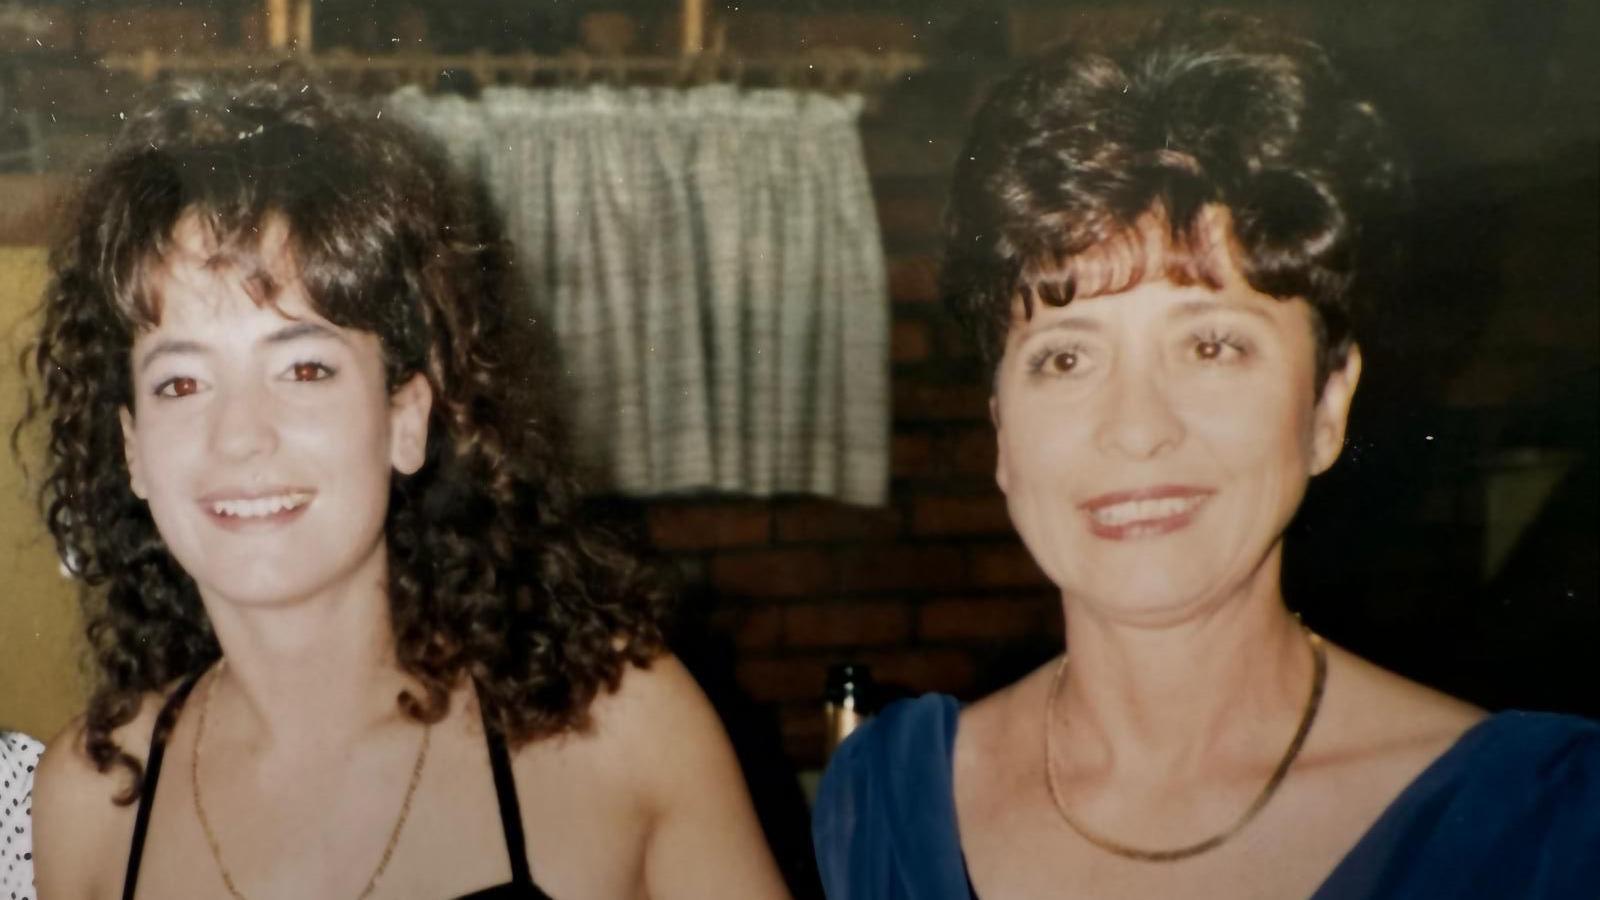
[813,695,1600,899]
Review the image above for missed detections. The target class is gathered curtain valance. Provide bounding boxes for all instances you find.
[388,84,889,505]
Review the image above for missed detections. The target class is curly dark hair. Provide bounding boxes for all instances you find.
[943,12,1406,387]
[21,80,671,801]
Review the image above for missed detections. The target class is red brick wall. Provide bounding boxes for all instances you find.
[647,438,1063,768]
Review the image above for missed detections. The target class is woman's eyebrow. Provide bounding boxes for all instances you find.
[1169,299,1273,322]
[1028,315,1103,335]
[137,339,206,373]
[262,320,348,346]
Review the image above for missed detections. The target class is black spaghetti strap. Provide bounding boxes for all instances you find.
[481,708,535,887]
[121,670,204,900]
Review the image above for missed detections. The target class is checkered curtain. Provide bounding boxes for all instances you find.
[390,84,889,505]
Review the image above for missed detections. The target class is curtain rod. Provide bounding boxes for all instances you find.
[98,49,926,91]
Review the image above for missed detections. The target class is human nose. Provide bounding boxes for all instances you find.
[1093,364,1185,459]
[207,381,279,462]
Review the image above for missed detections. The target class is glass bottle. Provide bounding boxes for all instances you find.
[823,662,874,757]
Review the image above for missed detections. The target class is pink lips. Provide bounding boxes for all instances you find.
[1078,485,1214,540]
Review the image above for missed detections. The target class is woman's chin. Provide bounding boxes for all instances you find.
[189,561,361,612]
[197,582,319,610]
[1063,573,1247,629]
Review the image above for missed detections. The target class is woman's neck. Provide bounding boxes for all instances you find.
[198,543,417,753]
[1053,568,1316,780]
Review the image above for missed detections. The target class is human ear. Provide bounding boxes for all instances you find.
[1309,344,1362,476]
[118,406,149,500]
[991,394,1010,494]
[388,373,433,476]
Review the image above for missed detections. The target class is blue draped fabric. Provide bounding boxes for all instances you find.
[813,695,1600,899]
[813,696,970,900]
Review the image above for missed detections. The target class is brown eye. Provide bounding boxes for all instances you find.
[1025,344,1090,376]
[155,376,200,398]
[1195,340,1223,360]
[290,362,334,382]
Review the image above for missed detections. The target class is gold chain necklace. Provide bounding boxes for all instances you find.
[1042,627,1326,863]
[190,662,432,900]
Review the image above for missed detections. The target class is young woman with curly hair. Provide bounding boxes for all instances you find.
[27,81,788,900]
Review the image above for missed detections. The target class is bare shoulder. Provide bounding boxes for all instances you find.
[582,654,733,793]
[961,658,1056,747]
[33,690,171,900]
[513,654,788,899]
[1316,641,1486,764]
[590,653,715,732]
[35,693,160,821]
[955,658,1057,798]
[507,653,739,802]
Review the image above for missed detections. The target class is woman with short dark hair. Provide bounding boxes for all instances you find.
[814,14,1598,899]
[27,81,788,900]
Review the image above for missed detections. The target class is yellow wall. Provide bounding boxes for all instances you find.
[0,247,87,740]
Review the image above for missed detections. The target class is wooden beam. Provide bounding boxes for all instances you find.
[294,0,313,53]
[681,0,705,55]
[100,48,929,88]
[265,0,289,51]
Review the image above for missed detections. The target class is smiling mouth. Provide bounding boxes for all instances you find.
[1088,495,1208,527]
[1079,487,1213,539]
[208,492,314,519]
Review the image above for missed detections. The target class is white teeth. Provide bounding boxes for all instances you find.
[1090,496,1204,526]
[210,493,311,519]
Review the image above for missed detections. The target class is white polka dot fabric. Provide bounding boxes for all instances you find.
[0,732,41,900]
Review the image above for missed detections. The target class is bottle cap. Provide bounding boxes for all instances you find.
[825,662,874,706]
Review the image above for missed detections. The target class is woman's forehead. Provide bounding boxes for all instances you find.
[1005,206,1311,337]
[1016,204,1241,305]
[137,211,308,326]
[144,260,318,329]
[164,209,294,270]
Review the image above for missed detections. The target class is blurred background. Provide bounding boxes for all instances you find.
[1,0,1595,894]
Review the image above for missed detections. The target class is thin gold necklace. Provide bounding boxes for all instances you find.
[1042,627,1326,862]
[190,661,432,900]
